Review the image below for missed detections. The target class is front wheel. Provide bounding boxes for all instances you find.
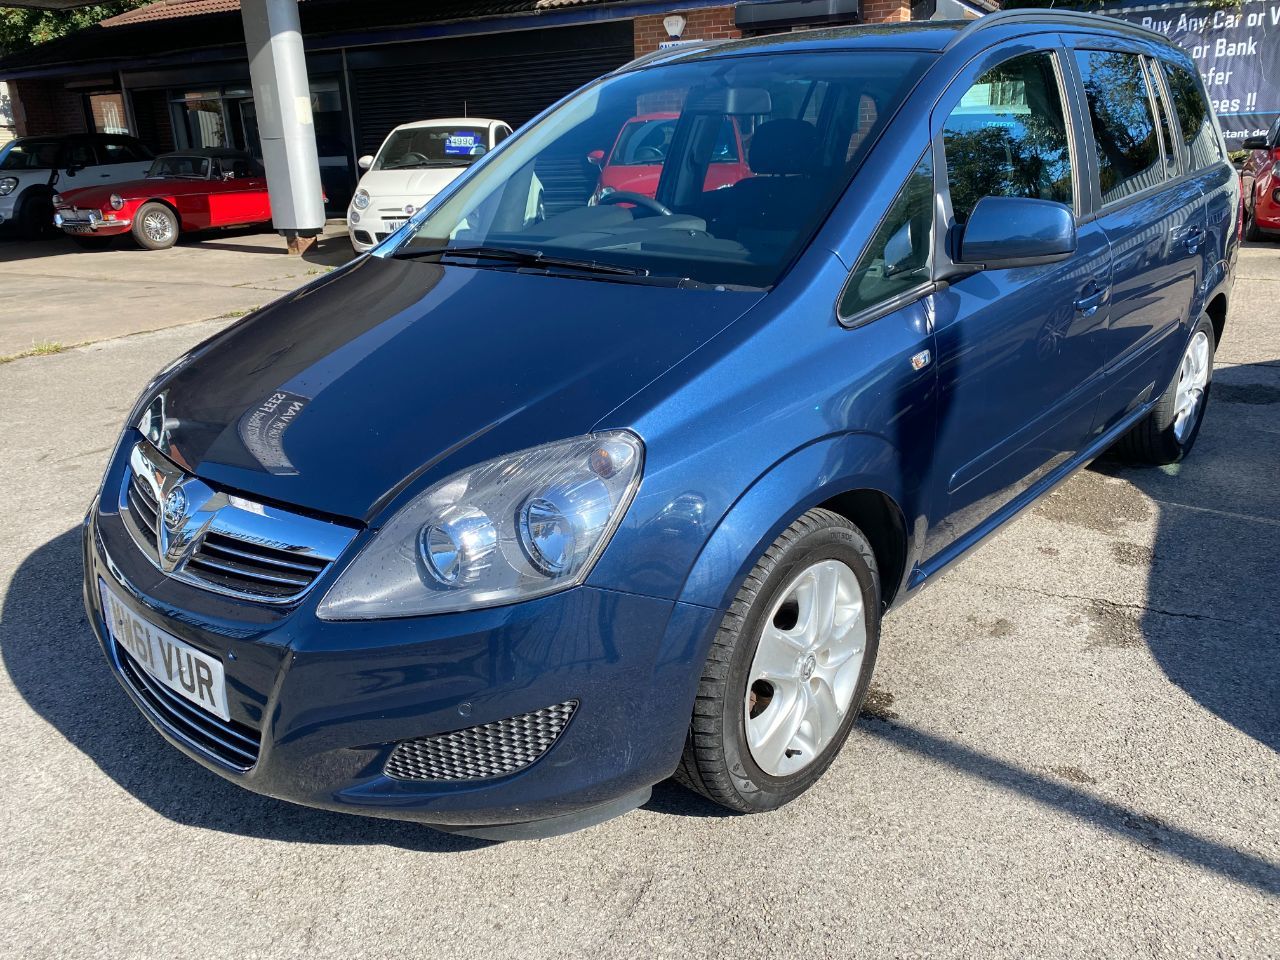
[131,202,179,250]
[675,508,881,813]
[1111,314,1215,465]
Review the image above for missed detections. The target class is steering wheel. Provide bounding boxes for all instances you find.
[395,152,429,167]
[634,146,665,163]
[598,191,673,217]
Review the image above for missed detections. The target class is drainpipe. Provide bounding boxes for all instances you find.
[239,0,325,254]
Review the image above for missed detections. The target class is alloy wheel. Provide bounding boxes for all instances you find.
[745,559,867,777]
[1173,330,1211,442]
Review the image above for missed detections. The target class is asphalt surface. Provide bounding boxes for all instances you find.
[0,223,351,358]
[0,242,1277,959]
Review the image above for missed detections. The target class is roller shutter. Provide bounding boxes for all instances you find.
[349,21,635,156]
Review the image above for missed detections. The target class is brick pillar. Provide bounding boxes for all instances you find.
[862,0,912,23]
[634,6,742,58]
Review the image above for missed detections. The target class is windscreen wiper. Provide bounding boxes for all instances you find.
[394,244,650,278]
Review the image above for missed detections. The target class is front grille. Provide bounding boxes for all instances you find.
[120,441,357,604]
[353,229,374,245]
[385,700,578,782]
[114,641,261,770]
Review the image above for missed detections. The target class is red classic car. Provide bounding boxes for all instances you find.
[53,148,275,250]
[588,112,751,202]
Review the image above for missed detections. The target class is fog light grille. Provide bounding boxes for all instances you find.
[384,700,578,782]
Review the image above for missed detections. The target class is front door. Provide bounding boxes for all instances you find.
[1069,44,1205,434]
[924,45,1114,560]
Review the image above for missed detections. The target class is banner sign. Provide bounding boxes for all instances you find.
[1099,0,1280,145]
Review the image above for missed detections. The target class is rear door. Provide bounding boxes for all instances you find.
[923,40,1115,558]
[1158,58,1236,315]
[1066,40,1206,436]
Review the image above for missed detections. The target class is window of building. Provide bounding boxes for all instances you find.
[1074,50,1164,204]
[86,92,129,135]
[839,150,934,320]
[942,51,1074,224]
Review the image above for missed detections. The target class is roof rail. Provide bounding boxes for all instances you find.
[943,8,1168,50]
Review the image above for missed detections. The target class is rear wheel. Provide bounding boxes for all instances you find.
[675,508,881,813]
[1111,314,1215,465]
[131,202,179,250]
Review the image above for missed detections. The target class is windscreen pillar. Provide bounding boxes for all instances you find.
[240,0,324,254]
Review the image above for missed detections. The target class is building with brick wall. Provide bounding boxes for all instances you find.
[0,0,937,207]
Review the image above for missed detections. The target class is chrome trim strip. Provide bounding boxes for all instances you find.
[118,439,359,605]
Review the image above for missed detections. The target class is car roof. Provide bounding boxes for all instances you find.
[391,118,504,132]
[621,10,1170,68]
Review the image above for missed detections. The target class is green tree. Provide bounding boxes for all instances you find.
[0,1,149,57]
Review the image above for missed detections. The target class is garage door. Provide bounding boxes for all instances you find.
[349,21,635,156]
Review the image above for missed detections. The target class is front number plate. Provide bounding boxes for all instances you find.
[98,577,230,721]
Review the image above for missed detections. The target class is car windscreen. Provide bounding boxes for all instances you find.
[374,126,491,170]
[393,50,933,288]
[147,156,211,179]
[0,140,61,171]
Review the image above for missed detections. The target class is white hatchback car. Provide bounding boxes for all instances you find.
[348,118,511,253]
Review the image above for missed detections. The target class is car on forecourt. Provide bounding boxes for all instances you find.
[84,11,1237,839]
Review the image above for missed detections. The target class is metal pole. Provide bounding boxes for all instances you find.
[239,0,325,253]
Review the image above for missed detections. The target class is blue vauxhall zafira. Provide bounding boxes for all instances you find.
[84,11,1238,839]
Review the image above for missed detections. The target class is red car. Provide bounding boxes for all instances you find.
[588,112,751,201]
[1242,118,1280,241]
[53,148,273,250]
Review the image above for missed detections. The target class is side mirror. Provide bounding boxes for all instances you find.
[65,163,82,177]
[358,155,374,171]
[587,149,605,168]
[958,196,1077,269]
[883,221,919,277]
[1241,135,1268,151]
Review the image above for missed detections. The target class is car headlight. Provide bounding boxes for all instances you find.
[351,189,370,211]
[109,193,124,211]
[0,177,17,196]
[317,431,643,619]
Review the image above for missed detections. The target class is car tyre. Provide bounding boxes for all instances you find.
[675,507,881,813]
[16,191,57,240]
[1244,192,1265,242]
[131,202,179,250]
[1112,313,1215,465]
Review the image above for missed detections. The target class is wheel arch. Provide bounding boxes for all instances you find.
[675,433,917,615]
[1205,292,1228,347]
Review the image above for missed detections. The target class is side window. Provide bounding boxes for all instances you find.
[1161,61,1225,171]
[839,151,934,320]
[942,51,1074,225]
[98,137,147,164]
[64,138,96,168]
[1075,50,1164,203]
[494,125,511,145]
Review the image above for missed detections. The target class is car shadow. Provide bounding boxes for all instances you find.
[0,527,489,852]
[1098,357,1280,753]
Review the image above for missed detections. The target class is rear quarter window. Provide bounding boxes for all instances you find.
[1160,61,1225,171]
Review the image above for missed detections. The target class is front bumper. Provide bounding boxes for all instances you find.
[55,210,131,235]
[83,484,716,835]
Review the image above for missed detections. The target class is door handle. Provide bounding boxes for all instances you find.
[1073,281,1106,317]
[1184,226,1204,254]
